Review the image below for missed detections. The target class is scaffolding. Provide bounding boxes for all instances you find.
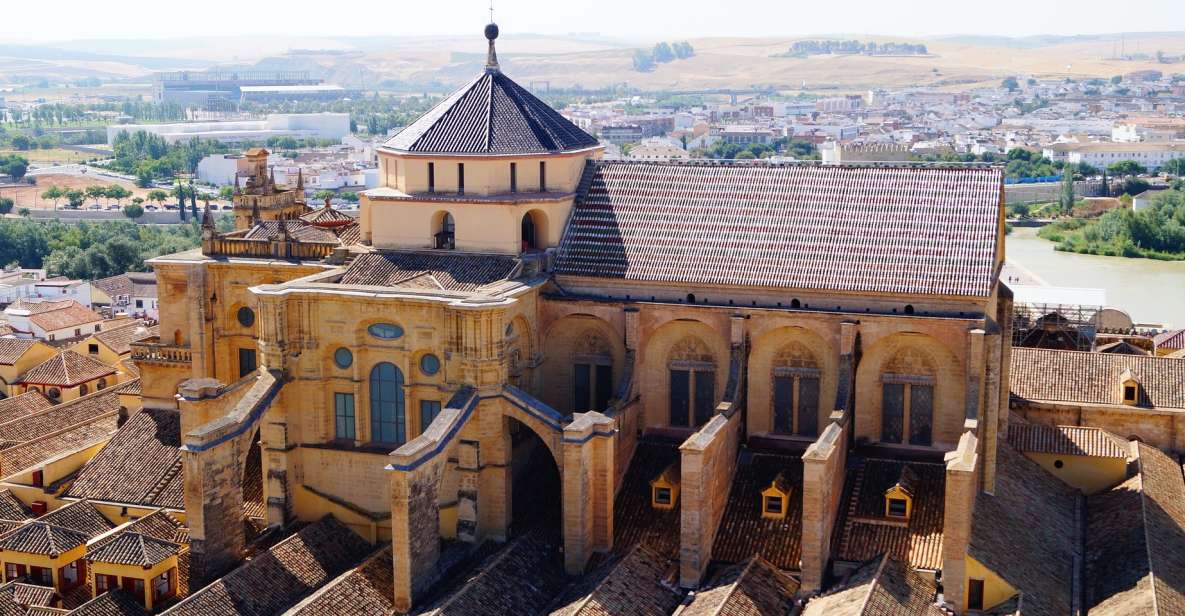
[1011,302,1101,351]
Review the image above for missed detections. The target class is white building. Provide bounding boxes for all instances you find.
[0,269,46,306]
[196,154,251,186]
[107,113,350,145]
[629,137,690,161]
[32,279,92,308]
[1047,142,1185,171]
[2,299,104,341]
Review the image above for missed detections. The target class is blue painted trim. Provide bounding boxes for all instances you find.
[385,389,479,472]
[181,374,282,453]
[561,428,618,445]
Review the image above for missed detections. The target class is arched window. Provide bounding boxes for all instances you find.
[79,384,89,396]
[97,378,107,390]
[881,347,935,446]
[369,362,406,445]
[668,336,715,428]
[772,342,820,437]
[572,329,613,413]
[521,213,537,251]
[434,212,455,250]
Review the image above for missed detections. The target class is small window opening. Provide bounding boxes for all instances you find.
[457,163,465,194]
[427,162,435,193]
[510,162,517,192]
[887,498,908,518]
[790,298,800,308]
[686,293,696,303]
[764,495,783,515]
[1054,459,1065,469]
[904,304,915,314]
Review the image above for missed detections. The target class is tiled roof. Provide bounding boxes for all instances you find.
[554,161,1003,297]
[243,220,341,243]
[680,556,800,616]
[0,412,119,476]
[39,500,115,538]
[162,516,371,616]
[712,453,803,570]
[91,321,152,356]
[18,350,115,387]
[0,522,89,556]
[68,590,150,616]
[0,388,120,445]
[87,532,178,567]
[0,391,53,424]
[300,204,355,227]
[1006,423,1130,459]
[0,339,40,365]
[801,555,943,616]
[416,533,568,616]
[835,459,945,570]
[612,441,682,559]
[1086,442,1185,615]
[11,583,56,609]
[1154,329,1185,351]
[5,298,75,315]
[282,546,393,616]
[383,69,598,155]
[65,408,183,510]
[91,274,133,300]
[28,304,104,332]
[548,543,681,616]
[338,252,519,293]
[969,443,1078,616]
[0,491,30,522]
[112,378,140,395]
[1010,347,1185,408]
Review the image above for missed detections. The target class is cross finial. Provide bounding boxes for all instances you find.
[489,0,494,23]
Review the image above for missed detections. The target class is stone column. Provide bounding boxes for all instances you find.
[800,417,847,592]
[390,458,445,613]
[942,430,979,613]
[561,412,615,575]
[456,440,481,543]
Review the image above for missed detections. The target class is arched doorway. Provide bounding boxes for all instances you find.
[507,417,561,540]
[242,429,265,541]
[521,213,537,251]
[434,212,456,250]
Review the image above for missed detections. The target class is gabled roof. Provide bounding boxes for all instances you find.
[1007,423,1130,459]
[281,546,393,616]
[90,321,152,356]
[0,408,119,477]
[27,304,104,333]
[300,203,355,227]
[338,251,519,293]
[87,532,178,567]
[549,543,681,616]
[1086,442,1185,615]
[67,589,149,616]
[416,533,568,616]
[243,220,340,243]
[4,298,75,315]
[681,556,800,616]
[1153,329,1185,351]
[711,453,804,570]
[17,350,115,387]
[0,522,89,556]
[0,491,30,522]
[801,555,943,616]
[836,459,945,570]
[39,500,115,538]
[65,408,184,510]
[554,161,1004,297]
[1010,347,1185,408]
[0,339,43,366]
[0,391,53,424]
[383,69,597,156]
[161,516,371,616]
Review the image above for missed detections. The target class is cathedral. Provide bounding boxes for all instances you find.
[128,22,1049,616]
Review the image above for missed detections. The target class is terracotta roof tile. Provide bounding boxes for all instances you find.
[555,161,1003,297]
[802,555,943,616]
[28,304,104,333]
[835,459,945,571]
[384,69,597,155]
[91,274,133,300]
[681,556,800,616]
[64,408,183,510]
[0,388,120,446]
[0,391,53,424]
[68,589,149,616]
[0,339,41,365]
[161,516,371,616]
[243,220,341,243]
[969,444,1078,616]
[11,583,56,608]
[282,546,393,616]
[712,453,803,570]
[1153,329,1185,351]
[339,252,519,293]
[417,533,568,616]
[1007,423,1130,459]
[111,379,141,396]
[0,412,119,476]
[17,351,115,387]
[299,204,355,227]
[0,522,89,556]
[39,500,115,538]
[91,321,152,356]
[1010,347,1185,408]
[548,543,681,616]
[5,298,75,315]
[0,491,30,522]
[87,532,178,567]
[612,441,682,559]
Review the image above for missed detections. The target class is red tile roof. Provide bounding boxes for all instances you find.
[712,453,804,570]
[680,556,800,616]
[801,555,943,616]
[1007,423,1130,459]
[0,339,42,366]
[555,161,1003,297]
[64,408,183,510]
[27,303,104,332]
[0,391,53,425]
[1010,347,1185,409]
[835,459,945,571]
[338,252,518,293]
[17,350,115,387]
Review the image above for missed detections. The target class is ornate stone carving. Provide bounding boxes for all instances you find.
[774,341,819,369]
[574,328,612,358]
[886,347,935,377]
[669,336,714,363]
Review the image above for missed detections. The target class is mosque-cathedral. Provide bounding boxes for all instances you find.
[10,20,1185,616]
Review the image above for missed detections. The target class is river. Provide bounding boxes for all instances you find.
[1005,226,1185,328]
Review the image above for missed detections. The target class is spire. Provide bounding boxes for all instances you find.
[268,166,276,194]
[251,197,260,224]
[233,174,241,196]
[201,198,214,230]
[296,168,304,191]
[484,19,500,72]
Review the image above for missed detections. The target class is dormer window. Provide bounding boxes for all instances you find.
[887,498,908,518]
[1119,369,1140,406]
[1124,384,1137,404]
[883,465,917,521]
[650,463,680,510]
[760,472,790,520]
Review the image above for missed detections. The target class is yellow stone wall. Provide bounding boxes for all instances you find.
[0,544,85,589]
[1022,451,1128,494]
[90,557,177,611]
[966,554,1019,612]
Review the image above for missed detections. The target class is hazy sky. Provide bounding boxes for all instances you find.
[11,0,1185,42]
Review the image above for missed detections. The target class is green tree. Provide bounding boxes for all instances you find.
[123,203,144,219]
[218,186,234,200]
[1107,160,1147,176]
[0,154,29,180]
[105,185,131,206]
[1002,76,1019,92]
[632,50,656,72]
[65,189,85,209]
[1111,75,1123,85]
[40,185,64,209]
[340,192,360,203]
[1059,168,1076,213]
[1162,158,1185,176]
[313,189,336,202]
[653,42,676,63]
[146,190,169,207]
[18,208,29,218]
[10,135,31,151]
[0,197,13,215]
[84,185,106,207]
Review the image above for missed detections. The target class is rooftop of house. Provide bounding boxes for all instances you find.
[92,273,158,302]
[335,251,522,295]
[554,161,1003,299]
[413,533,568,616]
[1010,347,1185,409]
[711,452,805,570]
[800,555,944,616]
[66,589,149,616]
[0,522,90,557]
[17,350,115,388]
[160,516,371,616]
[27,304,105,333]
[0,580,57,615]
[835,458,945,571]
[280,545,393,616]
[0,387,120,451]
[0,392,53,425]
[1006,422,1131,459]
[86,532,179,567]
[0,392,120,477]
[4,298,76,316]
[611,441,682,560]
[1153,329,1185,351]
[89,321,154,356]
[0,491,30,522]
[680,556,800,616]
[1086,442,1185,615]
[548,543,681,616]
[0,338,43,366]
[64,408,183,510]
[969,443,1080,615]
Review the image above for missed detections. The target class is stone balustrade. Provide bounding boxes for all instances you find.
[130,337,194,366]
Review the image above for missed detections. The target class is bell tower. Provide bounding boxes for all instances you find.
[231,148,309,230]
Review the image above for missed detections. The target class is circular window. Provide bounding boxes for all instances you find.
[367,323,404,340]
[333,347,353,369]
[47,388,61,400]
[420,353,441,376]
[1054,459,1064,469]
[237,307,256,328]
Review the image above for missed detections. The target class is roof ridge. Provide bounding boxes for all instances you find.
[1134,449,1160,616]
[708,556,759,616]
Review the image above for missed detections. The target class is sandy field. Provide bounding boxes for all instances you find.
[0,173,155,210]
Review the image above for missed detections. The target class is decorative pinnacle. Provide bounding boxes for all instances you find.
[484,21,500,71]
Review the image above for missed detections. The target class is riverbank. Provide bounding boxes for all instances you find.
[1037,218,1185,261]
